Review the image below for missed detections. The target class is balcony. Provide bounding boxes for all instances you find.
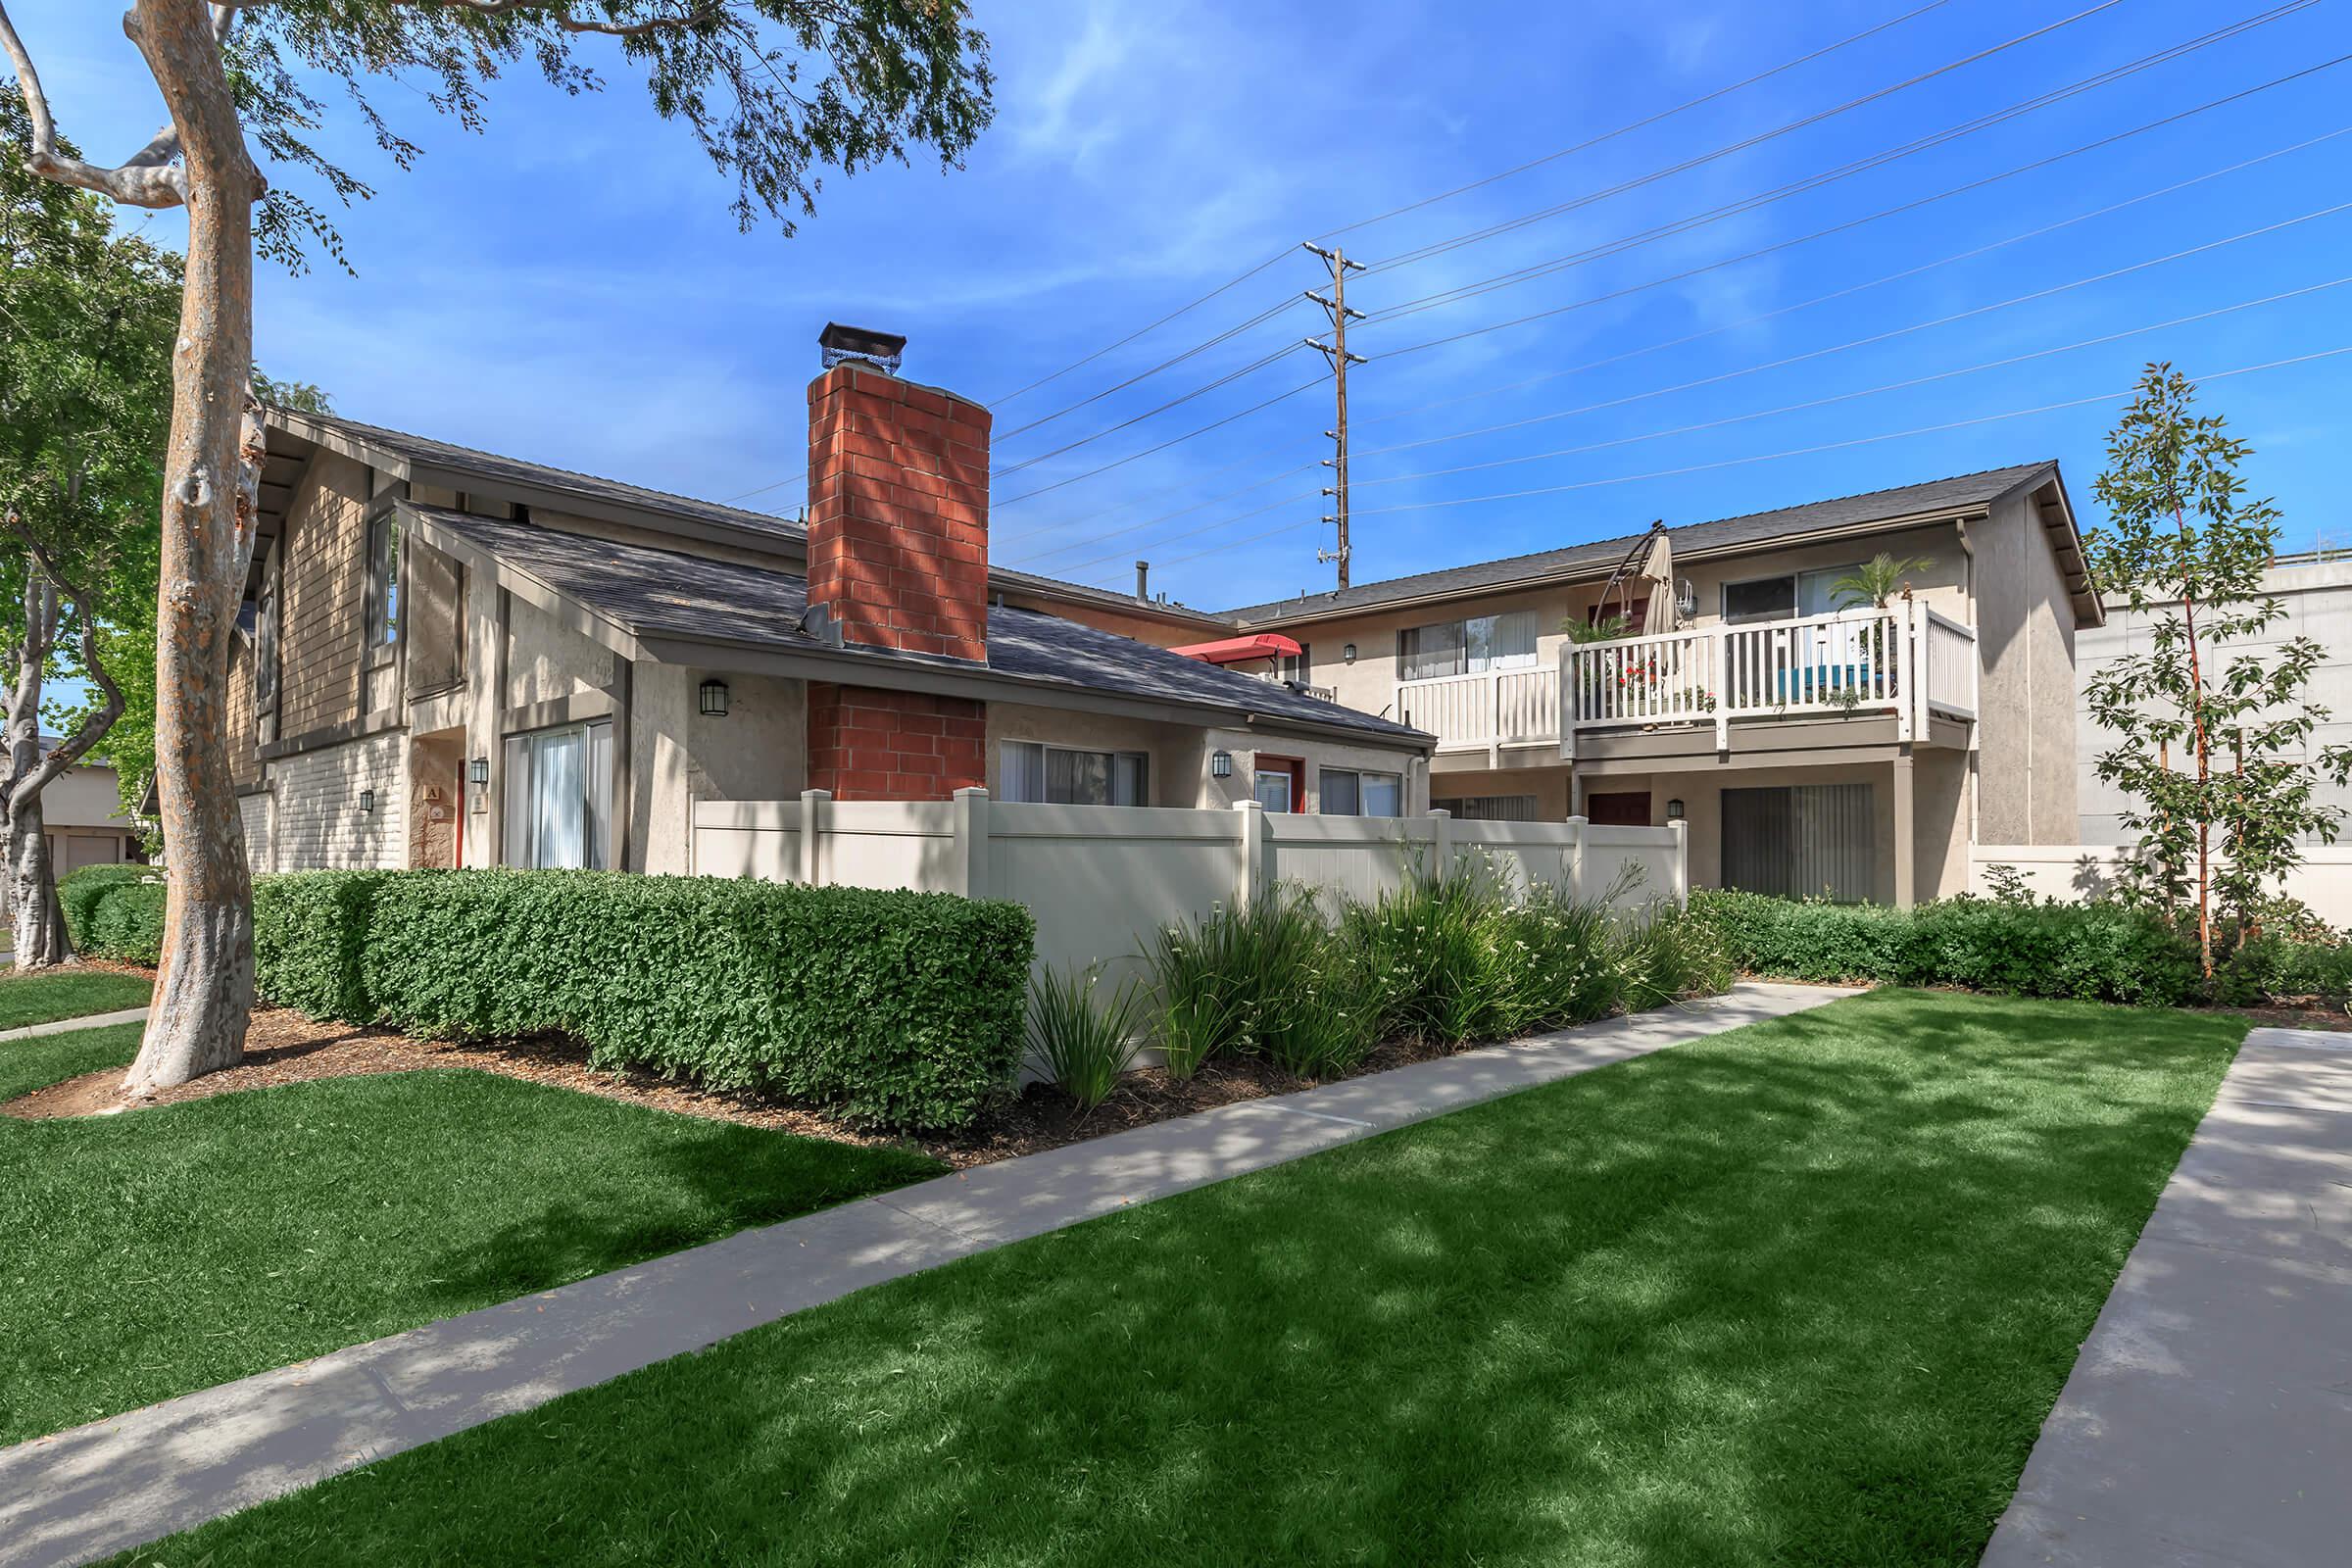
[1395,602,1978,761]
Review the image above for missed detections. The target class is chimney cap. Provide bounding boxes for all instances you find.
[819,322,906,373]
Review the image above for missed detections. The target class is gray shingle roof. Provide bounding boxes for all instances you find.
[1220,463,2059,624]
[273,409,1235,630]
[414,507,1429,747]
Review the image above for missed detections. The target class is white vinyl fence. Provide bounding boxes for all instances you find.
[1970,844,2352,930]
[695,789,1689,983]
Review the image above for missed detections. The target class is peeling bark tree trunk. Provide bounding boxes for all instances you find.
[6,572,68,965]
[121,0,264,1096]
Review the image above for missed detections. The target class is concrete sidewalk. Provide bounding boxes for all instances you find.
[0,981,1849,1568]
[1983,1026,2352,1568]
[0,1007,147,1044]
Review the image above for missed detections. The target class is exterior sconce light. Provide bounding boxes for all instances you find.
[358,788,376,815]
[468,758,490,786]
[1209,750,1234,779]
[700,678,730,717]
[1342,643,1357,664]
[1666,798,1686,822]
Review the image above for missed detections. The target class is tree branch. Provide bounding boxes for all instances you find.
[396,1,727,39]
[0,0,188,207]
[3,520,123,800]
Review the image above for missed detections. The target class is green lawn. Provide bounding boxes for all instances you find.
[1,1054,943,1445]
[0,967,151,1031]
[120,990,2243,1567]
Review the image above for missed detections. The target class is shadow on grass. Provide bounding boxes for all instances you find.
[112,989,2243,1568]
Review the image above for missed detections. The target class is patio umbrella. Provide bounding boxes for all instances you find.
[1641,528,1679,632]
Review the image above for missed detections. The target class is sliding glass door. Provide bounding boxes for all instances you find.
[1721,783,1876,903]
[503,721,614,869]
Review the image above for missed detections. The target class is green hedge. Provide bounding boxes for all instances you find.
[250,868,1034,1131]
[253,870,390,1021]
[58,864,161,953]
[81,881,168,967]
[1690,888,2202,1007]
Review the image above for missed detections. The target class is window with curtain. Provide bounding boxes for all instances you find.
[1398,612,1537,679]
[1321,768,1401,817]
[998,742,1149,806]
[502,721,613,869]
[365,508,400,662]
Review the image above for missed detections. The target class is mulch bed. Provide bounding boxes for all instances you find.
[9,967,2345,1166]
[1,984,1460,1170]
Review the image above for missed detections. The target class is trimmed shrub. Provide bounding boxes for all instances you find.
[2218,933,2352,1006]
[1690,888,2202,1006]
[253,871,394,1021]
[59,863,160,952]
[82,880,167,966]
[335,869,1032,1131]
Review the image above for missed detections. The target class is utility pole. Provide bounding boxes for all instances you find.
[1302,241,1366,589]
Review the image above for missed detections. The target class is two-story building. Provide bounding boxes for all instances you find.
[228,331,1434,878]
[1217,466,2096,906]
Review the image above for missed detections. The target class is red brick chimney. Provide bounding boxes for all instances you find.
[803,325,991,801]
[805,342,991,662]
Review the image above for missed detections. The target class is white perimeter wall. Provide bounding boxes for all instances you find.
[696,791,1688,986]
[1971,844,2352,930]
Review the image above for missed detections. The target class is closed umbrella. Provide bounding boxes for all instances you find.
[1641,528,1678,632]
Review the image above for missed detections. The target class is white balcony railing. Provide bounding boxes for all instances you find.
[1393,602,1977,759]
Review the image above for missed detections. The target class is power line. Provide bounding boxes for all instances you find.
[1015,117,2346,568]
[1077,271,2347,575]
[991,5,2320,514]
[991,368,1331,509]
[989,338,1310,481]
[1345,122,2352,436]
[988,0,1964,418]
[1358,0,2148,275]
[1123,347,2352,579]
[1001,460,1322,562]
[1349,276,2352,492]
[1039,488,1330,578]
[992,292,1304,445]
[1366,8,2332,331]
[1346,201,2352,472]
[1315,0,1958,244]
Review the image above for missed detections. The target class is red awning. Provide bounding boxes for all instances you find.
[1168,633,1303,665]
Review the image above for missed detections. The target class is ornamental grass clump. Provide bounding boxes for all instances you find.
[1027,963,1149,1113]
[1141,889,1326,1079]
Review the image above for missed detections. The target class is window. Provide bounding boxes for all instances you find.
[1722,565,1859,624]
[1722,783,1876,903]
[502,721,613,869]
[254,566,280,715]
[999,742,1149,806]
[365,508,400,661]
[1278,644,1312,684]
[1253,767,1294,812]
[1321,768,1401,817]
[1397,611,1538,679]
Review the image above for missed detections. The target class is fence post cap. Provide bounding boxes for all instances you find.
[952,786,990,801]
[1232,799,1262,813]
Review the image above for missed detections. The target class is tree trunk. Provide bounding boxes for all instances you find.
[121,0,263,1095]
[9,796,69,966]
[7,572,63,967]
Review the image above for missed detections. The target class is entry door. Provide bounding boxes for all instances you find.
[1721,783,1876,903]
[62,835,121,874]
[1586,791,1651,826]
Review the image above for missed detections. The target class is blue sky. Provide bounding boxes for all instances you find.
[12,0,2351,612]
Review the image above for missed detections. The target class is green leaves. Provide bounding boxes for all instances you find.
[244,867,1035,1131]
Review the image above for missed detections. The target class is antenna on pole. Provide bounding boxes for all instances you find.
[1302,241,1366,590]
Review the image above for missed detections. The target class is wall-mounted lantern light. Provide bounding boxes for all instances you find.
[1342,643,1357,664]
[700,678,730,717]
[1666,798,1686,822]
[467,758,490,786]
[358,788,376,815]
[1209,750,1234,779]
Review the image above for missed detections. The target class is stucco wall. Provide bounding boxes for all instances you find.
[505,597,619,710]
[260,732,409,870]
[1972,489,2081,844]
[633,663,806,874]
